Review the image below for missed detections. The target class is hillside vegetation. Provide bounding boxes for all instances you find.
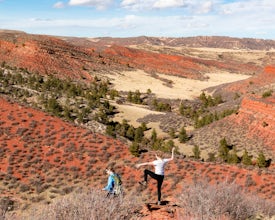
[0,30,275,219]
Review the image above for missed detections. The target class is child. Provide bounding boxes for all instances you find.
[102,168,115,196]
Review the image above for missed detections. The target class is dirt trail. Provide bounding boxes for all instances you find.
[140,201,182,220]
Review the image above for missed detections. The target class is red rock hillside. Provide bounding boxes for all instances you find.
[0,96,275,219]
[0,31,263,83]
[0,96,136,201]
[236,95,275,152]
[220,66,275,96]
[0,32,130,81]
[223,66,275,152]
[191,92,275,161]
[104,44,261,79]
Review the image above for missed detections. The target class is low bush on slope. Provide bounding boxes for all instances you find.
[179,180,275,220]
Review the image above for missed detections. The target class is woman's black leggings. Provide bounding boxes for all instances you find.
[144,169,164,202]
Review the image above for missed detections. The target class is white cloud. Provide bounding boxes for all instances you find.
[2,0,275,39]
[53,1,65,8]
[121,0,188,10]
[120,0,153,10]
[68,0,113,10]
[153,0,186,9]
[220,0,275,15]
[195,1,213,14]
[3,14,193,37]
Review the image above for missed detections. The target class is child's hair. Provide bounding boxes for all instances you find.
[105,166,115,173]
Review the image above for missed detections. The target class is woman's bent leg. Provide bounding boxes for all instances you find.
[144,170,164,203]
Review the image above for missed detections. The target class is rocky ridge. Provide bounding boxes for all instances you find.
[67,35,275,50]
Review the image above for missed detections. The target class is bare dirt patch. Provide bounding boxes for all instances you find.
[106,70,251,99]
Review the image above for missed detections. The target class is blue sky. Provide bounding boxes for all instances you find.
[0,0,275,39]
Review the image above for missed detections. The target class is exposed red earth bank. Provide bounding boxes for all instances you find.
[238,95,275,151]
[0,32,263,83]
[222,66,275,95]
[104,44,262,79]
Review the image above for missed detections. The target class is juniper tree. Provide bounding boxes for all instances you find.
[241,149,252,166]
[134,127,144,143]
[164,140,175,152]
[118,119,130,136]
[227,147,240,164]
[140,122,148,132]
[127,91,133,102]
[207,152,216,162]
[151,128,157,143]
[126,126,135,140]
[179,126,188,143]
[218,137,229,162]
[130,142,140,157]
[168,128,176,138]
[256,151,267,168]
[192,145,201,160]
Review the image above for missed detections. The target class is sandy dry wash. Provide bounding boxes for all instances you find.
[106,70,251,99]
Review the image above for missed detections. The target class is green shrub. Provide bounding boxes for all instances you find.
[256,151,268,168]
[262,90,273,98]
[241,149,252,166]
[192,145,201,159]
[129,142,140,157]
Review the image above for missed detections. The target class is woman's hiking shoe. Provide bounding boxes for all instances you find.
[139,181,147,186]
[157,201,161,205]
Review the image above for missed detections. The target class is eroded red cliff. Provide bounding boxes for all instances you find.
[236,95,275,151]
[224,66,275,95]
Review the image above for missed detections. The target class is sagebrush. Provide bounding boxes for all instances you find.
[178,180,275,220]
[7,189,143,220]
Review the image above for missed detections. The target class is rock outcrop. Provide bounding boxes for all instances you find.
[82,35,275,50]
[237,95,275,152]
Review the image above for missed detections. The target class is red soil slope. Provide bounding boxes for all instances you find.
[233,95,275,152]
[0,96,274,219]
[0,96,136,199]
[192,93,275,159]
[204,66,275,153]
[223,66,275,95]
[0,31,262,84]
[0,33,97,81]
[104,44,261,79]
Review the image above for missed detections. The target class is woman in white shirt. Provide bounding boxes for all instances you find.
[135,147,175,205]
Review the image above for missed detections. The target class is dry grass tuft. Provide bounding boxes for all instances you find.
[8,189,143,220]
[178,180,275,220]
